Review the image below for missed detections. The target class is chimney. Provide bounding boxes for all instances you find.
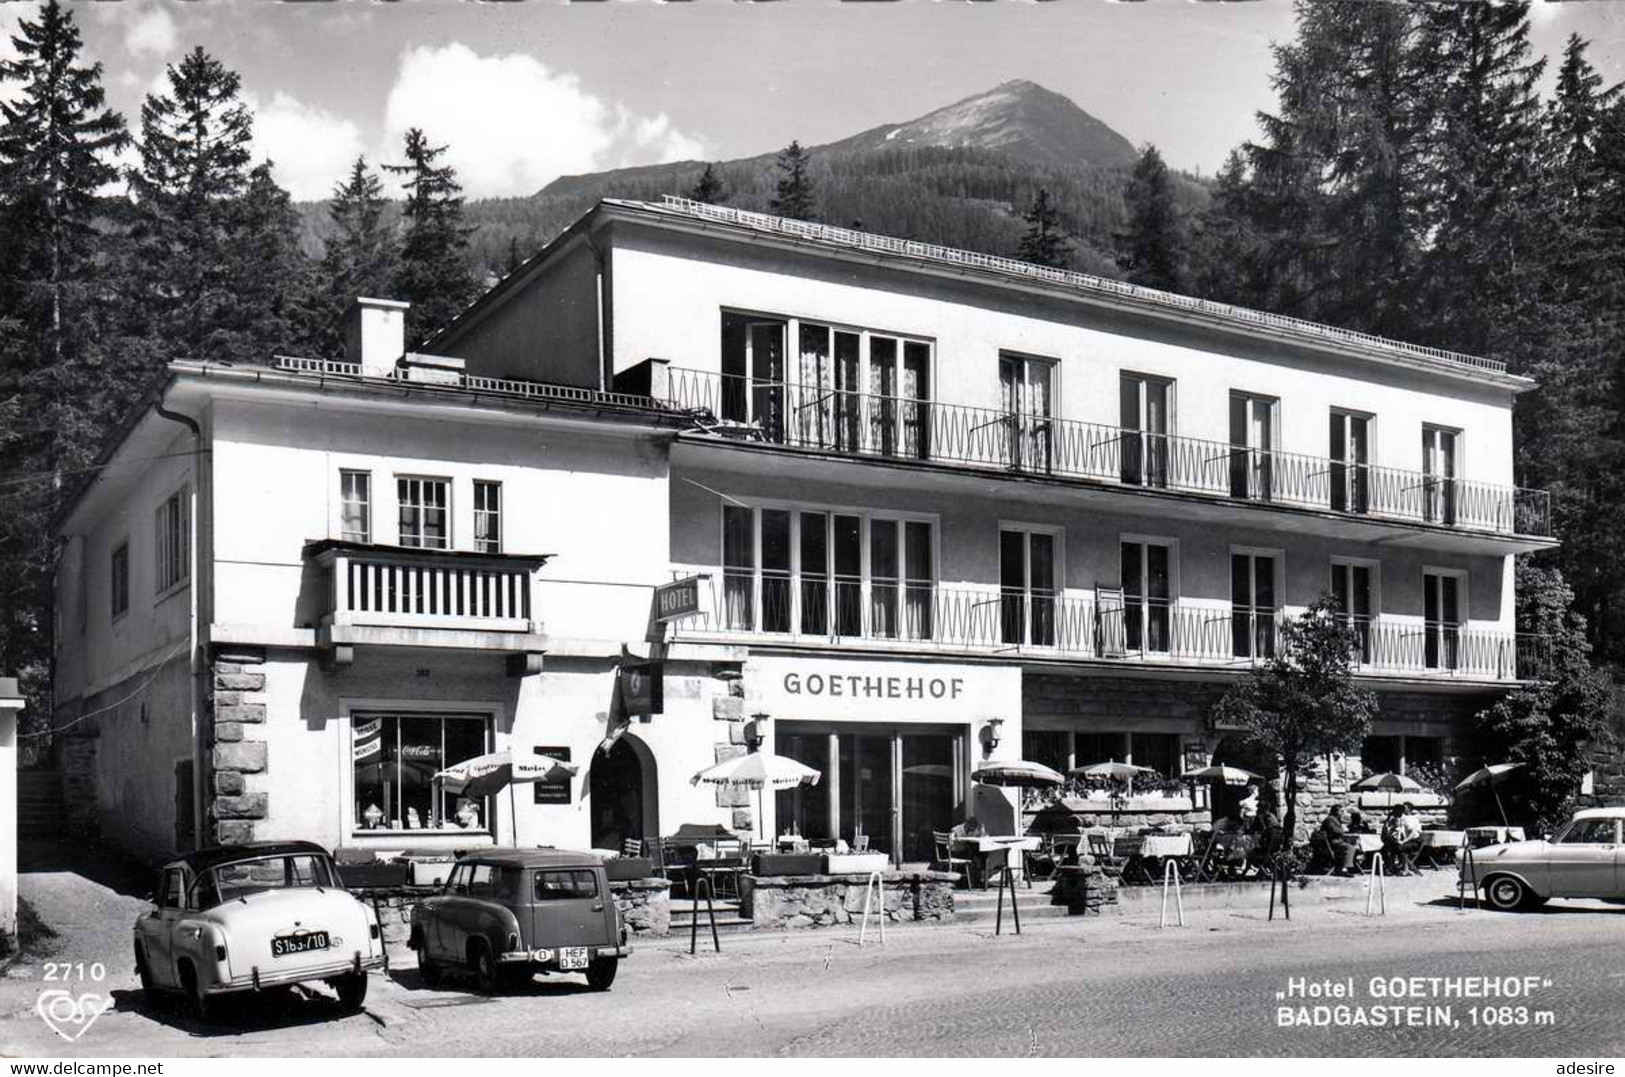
[343,297,409,376]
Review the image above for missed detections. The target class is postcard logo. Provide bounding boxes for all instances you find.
[36,990,112,1041]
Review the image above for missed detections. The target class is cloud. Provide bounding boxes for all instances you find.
[380,43,706,198]
[248,91,366,201]
[124,3,177,58]
[0,3,29,105]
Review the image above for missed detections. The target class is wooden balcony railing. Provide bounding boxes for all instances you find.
[674,571,1546,683]
[660,368,1553,539]
[306,541,544,634]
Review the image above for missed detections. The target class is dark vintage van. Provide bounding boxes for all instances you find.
[408,848,631,993]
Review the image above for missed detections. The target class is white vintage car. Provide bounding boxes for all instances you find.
[133,841,384,1020]
[1461,807,1625,911]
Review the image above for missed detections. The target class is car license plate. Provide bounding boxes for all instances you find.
[559,947,589,970]
[271,930,330,958]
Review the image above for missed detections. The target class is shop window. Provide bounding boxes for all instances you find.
[1074,731,1127,768]
[340,470,371,543]
[155,487,190,594]
[1406,737,1444,774]
[1023,731,1070,775]
[473,480,502,554]
[1130,733,1180,779]
[352,712,489,832]
[397,476,449,549]
[1362,736,1402,776]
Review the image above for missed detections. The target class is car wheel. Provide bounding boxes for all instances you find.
[471,945,501,995]
[332,972,368,1013]
[134,946,159,1000]
[180,963,216,1024]
[415,945,441,987]
[585,956,618,992]
[1483,874,1532,912]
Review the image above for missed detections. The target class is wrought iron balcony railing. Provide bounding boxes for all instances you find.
[674,571,1545,682]
[661,368,1553,538]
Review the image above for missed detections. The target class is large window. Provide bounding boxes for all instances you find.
[398,477,450,549]
[1423,569,1464,670]
[999,353,1056,473]
[1232,551,1279,660]
[155,488,190,594]
[1329,411,1372,514]
[473,480,502,554]
[110,542,129,620]
[352,712,490,832]
[1229,392,1277,501]
[1130,733,1181,780]
[1330,560,1376,662]
[1120,373,1172,487]
[340,470,371,543]
[1000,527,1058,647]
[1121,539,1172,654]
[719,312,930,457]
[722,504,933,640]
[1422,425,1459,525]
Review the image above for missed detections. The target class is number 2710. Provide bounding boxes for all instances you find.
[43,962,106,982]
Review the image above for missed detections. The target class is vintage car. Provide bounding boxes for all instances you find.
[1461,807,1625,911]
[133,840,384,1020]
[408,848,630,993]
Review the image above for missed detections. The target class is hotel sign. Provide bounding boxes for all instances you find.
[749,657,1018,724]
[653,576,703,622]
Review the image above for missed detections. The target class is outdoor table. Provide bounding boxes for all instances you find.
[1115,833,1193,884]
[955,835,1042,888]
[1418,830,1466,867]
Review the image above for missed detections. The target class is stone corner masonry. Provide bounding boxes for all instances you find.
[208,646,269,845]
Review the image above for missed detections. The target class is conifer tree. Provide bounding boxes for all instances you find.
[0,0,128,693]
[309,156,397,355]
[1016,188,1071,269]
[688,163,727,205]
[770,141,817,220]
[384,127,476,346]
[1116,146,1185,290]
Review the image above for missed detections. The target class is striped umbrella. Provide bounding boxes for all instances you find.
[434,749,578,843]
[692,751,821,842]
[1181,764,1263,786]
[1354,772,1424,793]
[971,759,1065,788]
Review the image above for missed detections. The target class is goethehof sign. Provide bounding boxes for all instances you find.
[747,656,1019,724]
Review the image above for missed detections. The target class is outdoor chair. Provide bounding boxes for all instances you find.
[621,837,644,859]
[933,831,976,889]
[1086,833,1126,878]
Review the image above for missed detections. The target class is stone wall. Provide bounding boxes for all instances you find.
[1050,860,1120,914]
[208,646,269,845]
[710,670,753,832]
[739,871,958,930]
[612,878,671,937]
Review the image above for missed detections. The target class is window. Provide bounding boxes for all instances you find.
[1330,560,1376,662]
[535,869,599,901]
[1000,527,1058,647]
[352,712,490,831]
[721,505,934,640]
[154,488,190,594]
[1559,819,1620,845]
[999,353,1056,473]
[1422,425,1459,525]
[1120,373,1173,487]
[465,863,501,897]
[397,477,449,549]
[1423,569,1464,670]
[1228,392,1277,500]
[206,854,335,907]
[719,312,931,458]
[1329,411,1372,514]
[1231,551,1279,660]
[340,470,371,543]
[1130,733,1180,779]
[159,868,185,908]
[110,542,129,620]
[1121,539,1173,654]
[474,480,502,554]
[1362,736,1402,776]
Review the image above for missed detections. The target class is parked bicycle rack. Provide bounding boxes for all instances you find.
[1160,859,1186,928]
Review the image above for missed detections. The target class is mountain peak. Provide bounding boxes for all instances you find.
[828,80,1139,170]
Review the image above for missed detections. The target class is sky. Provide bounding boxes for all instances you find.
[5,0,1625,202]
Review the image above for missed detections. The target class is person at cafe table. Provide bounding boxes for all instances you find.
[1320,805,1361,875]
[1382,802,1423,875]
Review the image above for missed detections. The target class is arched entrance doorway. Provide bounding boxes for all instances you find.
[1208,735,1279,822]
[589,735,658,850]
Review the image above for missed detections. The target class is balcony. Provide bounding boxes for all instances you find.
[305,540,548,671]
[658,369,1553,543]
[671,571,1545,685]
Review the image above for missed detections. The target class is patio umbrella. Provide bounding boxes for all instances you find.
[1180,764,1262,786]
[434,749,578,844]
[691,751,821,842]
[903,763,956,779]
[1455,763,1522,827]
[1071,760,1158,796]
[1353,772,1424,792]
[971,759,1065,788]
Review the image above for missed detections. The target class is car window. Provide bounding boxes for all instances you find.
[160,869,186,908]
[446,863,471,892]
[187,872,222,911]
[534,869,597,901]
[1560,819,1619,844]
[467,864,500,897]
[212,854,336,902]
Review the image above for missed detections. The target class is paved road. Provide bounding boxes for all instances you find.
[2,862,1621,1058]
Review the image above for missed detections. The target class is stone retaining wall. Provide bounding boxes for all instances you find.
[739,871,957,930]
[613,878,672,936]
[1049,861,1120,915]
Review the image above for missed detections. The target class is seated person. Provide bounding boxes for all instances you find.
[1319,805,1360,874]
[1382,803,1424,873]
[1346,808,1370,834]
[950,816,986,840]
[1257,804,1282,847]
